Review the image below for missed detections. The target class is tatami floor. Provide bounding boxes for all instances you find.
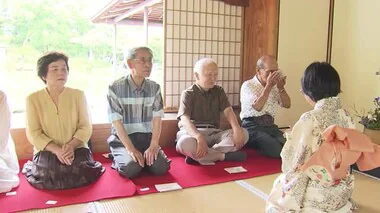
[23,172,380,213]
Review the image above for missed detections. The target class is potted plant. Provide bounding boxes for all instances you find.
[355,97,380,145]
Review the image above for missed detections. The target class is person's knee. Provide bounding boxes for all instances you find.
[176,136,197,154]
[245,128,262,145]
[277,134,286,144]
[118,161,142,179]
[244,130,258,148]
[265,143,283,158]
[150,158,170,176]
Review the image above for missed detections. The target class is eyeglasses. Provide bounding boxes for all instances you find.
[134,58,153,65]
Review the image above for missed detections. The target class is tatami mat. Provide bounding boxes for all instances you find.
[350,172,380,213]
[243,172,380,213]
[243,173,279,195]
[98,181,263,213]
[22,203,93,213]
[23,181,263,213]
[21,172,379,213]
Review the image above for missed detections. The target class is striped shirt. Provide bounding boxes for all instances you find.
[107,74,164,135]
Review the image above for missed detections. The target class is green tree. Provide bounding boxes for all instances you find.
[5,0,92,56]
[149,35,163,65]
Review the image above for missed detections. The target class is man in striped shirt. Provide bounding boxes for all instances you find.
[107,47,170,179]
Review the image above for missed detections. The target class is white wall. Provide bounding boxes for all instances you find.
[276,0,330,126]
[332,0,380,129]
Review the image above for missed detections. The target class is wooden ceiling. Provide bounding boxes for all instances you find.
[91,0,163,24]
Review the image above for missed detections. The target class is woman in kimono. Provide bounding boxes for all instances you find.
[24,51,104,190]
[0,90,20,193]
[266,62,356,212]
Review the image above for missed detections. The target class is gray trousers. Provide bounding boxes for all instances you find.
[241,119,285,158]
[107,133,170,179]
[176,128,248,165]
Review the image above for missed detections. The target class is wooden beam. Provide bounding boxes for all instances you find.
[98,12,126,20]
[109,6,135,13]
[95,18,163,26]
[113,24,117,76]
[326,0,335,63]
[91,0,121,23]
[114,0,161,23]
[144,7,149,45]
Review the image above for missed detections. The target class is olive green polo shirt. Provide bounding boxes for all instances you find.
[177,84,231,129]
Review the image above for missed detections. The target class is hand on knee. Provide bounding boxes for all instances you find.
[118,161,142,179]
[232,128,247,150]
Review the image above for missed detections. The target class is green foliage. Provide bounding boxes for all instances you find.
[149,36,163,64]
[354,97,380,130]
[0,0,164,115]
[5,0,92,56]
[1,0,163,65]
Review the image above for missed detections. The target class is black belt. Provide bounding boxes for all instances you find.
[242,115,274,126]
[195,124,217,129]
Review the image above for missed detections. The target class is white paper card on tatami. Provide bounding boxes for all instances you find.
[224,166,247,174]
[155,183,182,192]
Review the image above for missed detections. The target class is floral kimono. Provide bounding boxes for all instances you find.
[266,97,356,213]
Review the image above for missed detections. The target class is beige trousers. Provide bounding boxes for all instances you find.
[176,128,248,165]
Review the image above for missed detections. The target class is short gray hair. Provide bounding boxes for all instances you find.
[124,46,153,69]
[193,58,217,73]
[125,46,153,61]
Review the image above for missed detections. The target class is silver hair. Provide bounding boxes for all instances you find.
[193,58,218,73]
[126,46,153,60]
[124,46,153,69]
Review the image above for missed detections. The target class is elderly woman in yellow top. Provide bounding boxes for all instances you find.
[24,52,104,190]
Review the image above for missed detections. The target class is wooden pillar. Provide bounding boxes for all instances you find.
[242,0,279,82]
[144,7,149,45]
[113,24,117,78]
[326,0,335,63]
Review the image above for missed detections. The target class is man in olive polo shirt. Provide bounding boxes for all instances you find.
[176,58,248,165]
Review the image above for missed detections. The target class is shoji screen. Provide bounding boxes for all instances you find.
[164,0,243,110]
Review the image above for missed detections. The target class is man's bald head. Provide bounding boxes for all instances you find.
[256,55,279,85]
[256,55,277,70]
